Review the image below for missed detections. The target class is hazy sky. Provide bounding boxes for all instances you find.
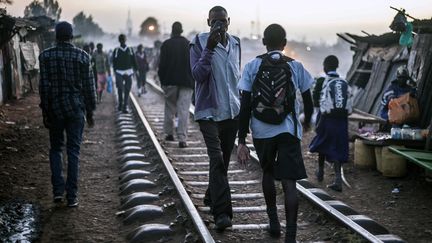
[5,0,432,43]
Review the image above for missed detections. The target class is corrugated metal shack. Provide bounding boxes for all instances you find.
[339,18,432,128]
[0,9,55,105]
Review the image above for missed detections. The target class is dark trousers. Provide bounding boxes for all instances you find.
[115,73,132,109]
[137,70,147,88]
[49,113,85,200]
[198,119,238,219]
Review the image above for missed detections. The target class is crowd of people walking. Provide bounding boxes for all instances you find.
[38,5,355,243]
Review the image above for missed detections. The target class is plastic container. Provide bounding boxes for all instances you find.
[381,146,407,177]
[401,125,411,140]
[354,139,376,168]
[375,147,383,172]
[410,129,423,140]
[391,127,402,139]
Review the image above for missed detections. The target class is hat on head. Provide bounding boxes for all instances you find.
[55,21,73,40]
[172,21,183,35]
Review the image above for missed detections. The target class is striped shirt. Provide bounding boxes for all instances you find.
[39,42,96,119]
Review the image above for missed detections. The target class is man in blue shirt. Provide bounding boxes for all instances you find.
[39,21,96,207]
[237,24,314,242]
[190,5,241,231]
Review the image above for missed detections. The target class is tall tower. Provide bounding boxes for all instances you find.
[256,4,261,39]
[126,8,133,37]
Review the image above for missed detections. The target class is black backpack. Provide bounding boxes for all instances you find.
[251,53,296,125]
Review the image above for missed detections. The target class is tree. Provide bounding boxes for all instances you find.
[0,0,13,5]
[44,0,61,21]
[72,11,104,37]
[139,17,160,37]
[24,0,61,21]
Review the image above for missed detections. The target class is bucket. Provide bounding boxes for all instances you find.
[375,147,383,172]
[354,139,376,168]
[381,146,407,177]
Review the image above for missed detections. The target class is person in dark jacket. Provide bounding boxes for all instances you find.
[39,21,96,207]
[379,65,416,121]
[158,22,194,148]
[135,44,149,96]
[112,34,138,113]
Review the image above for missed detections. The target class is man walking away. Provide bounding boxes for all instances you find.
[135,44,149,96]
[237,24,314,242]
[158,22,194,148]
[112,34,138,113]
[92,43,111,103]
[190,6,241,231]
[39,21,96,207]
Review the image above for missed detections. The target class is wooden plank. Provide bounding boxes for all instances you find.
[354,61,390,113]
[409,34,432,128]
[347,42,368,84]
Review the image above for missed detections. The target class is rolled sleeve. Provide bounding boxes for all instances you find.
[237,61,254,92]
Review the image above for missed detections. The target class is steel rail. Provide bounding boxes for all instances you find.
[129,94,215,243]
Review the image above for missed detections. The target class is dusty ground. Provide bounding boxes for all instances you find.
[0,91,431,242]
[302,127,432,242]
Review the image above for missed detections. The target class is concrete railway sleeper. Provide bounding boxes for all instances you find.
[115,79,407,243]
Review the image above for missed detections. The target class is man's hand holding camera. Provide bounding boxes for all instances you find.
[206,21,224,50]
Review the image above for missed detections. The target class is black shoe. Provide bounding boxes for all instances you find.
[122,108,129,114]
[327,182,342,192]
[165,135,174,141]
[215,214,232,232]
[179,141,188,148]
[53,195,63,203]
[285,225,297,243]
[67,198,79,207]
[285,235,296,243]
[268,219,281,238]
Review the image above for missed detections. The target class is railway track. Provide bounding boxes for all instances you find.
[116,80,406,242]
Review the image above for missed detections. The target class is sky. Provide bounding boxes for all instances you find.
[4,0,432,44]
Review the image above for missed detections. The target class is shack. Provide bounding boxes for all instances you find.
[339,10,432,177]
[0,9,55,105]
[339,15,432,128]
